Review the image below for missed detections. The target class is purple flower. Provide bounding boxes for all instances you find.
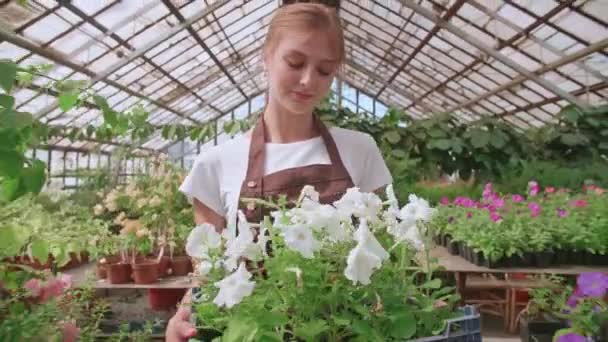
[557,208,568,218]
[454,197,476,208]
[567,287,582,308]
[511,194,524,203]
[490,212,502,222]
[486,204,497,213]
[576,272,608,298]
[557,332,588,342]
[440,197,450,205]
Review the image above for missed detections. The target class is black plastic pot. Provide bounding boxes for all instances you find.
[447,238,460,255]
[520,315,566,342]
[554,249,570,265]
[569,250,584,265]
[471,251,491,268]
[535,251,554,268]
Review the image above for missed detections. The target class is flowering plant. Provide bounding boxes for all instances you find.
[185,185,463,341]
[431,181,607,263]
[528,272,608,342]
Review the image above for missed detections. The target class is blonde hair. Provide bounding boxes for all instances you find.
[263,2,345,66]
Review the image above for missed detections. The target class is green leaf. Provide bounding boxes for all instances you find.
[421,278,442,289]
[294,320,329,341]
[391,149,407,158]
[30,239,49,263]
[0,94,15,110]
[0,224,27,255]
[427,128,446,138]
[490,132,507,148]
[15,71,33,87]
[256,311,288,328]
[21,159,46,193]
[585,117,600,127]
[0,150,23,178]
[470,129,490,149]
[13,111,33,129]
[560,105,583,123]
[58,92,79,112]
[0,177,21,202]
[223,319,257,342]
[560,133,588,146]
[383,130,401,144]
[93,95,110,112]
[599,142,608,150]
[389,312,416,339]
[0,60,17,93]
[432,139,451,150]
[600,129,608,137]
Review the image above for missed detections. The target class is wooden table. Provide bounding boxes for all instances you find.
[65,262,200,289]
[426,246,608,294]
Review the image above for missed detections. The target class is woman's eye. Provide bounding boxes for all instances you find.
[286,60,304,69]
[318,69,332,76]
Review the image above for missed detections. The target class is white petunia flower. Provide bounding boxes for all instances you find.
[298,185,319,203]
[297,201,350,242]
[223,211,263,270]
[197,260,213,276]
[386,184,399,209]
[186,223,221,259]
[354,219,389,262]
[402,225,424,251]
[344,244,382,285]
[399,194,436,223]
[281,224,320,259]
[344,219,389,285]
[334,187,382,222]
[256,225,270,257]
[212,262,255,308]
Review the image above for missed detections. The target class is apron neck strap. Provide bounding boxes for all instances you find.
[244,111,348,181]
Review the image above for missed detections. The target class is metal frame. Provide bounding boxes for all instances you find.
[0,0,606,162]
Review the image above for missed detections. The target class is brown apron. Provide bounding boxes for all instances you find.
[238,112,355,225]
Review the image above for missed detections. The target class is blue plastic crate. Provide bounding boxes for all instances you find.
[409,305,482,342]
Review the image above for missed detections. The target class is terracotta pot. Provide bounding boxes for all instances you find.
[96,255,120,280]
[170,256,192,276]
[156,256,171,277]
[148,288,186,311]
[131,260,159,284]
[107,262,132,284]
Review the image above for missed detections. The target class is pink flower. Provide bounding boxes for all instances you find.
[557,208,568,218]
[454,197,475,208]
[24,278,42,297]
[39,274,72,302]
[571,199,588,208]
[466,212,473,219]
[528,181,540,197]
[511,194,524,203]
[482,183,493,199]
[545,187,556,194]
[62,321,80,342]
[596,188,605,195]
[486,204,497,213]
[493,197,505,208]
[440,197,450,205]
[490,212,502,222]
[528,202,541,217]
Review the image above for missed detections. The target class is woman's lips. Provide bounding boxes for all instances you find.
[293,91,313,101]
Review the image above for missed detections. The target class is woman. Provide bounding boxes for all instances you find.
[166,3,392,341]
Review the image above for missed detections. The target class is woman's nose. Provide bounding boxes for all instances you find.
[299,67,316,87]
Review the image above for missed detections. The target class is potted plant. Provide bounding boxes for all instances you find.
[183,185,475,341]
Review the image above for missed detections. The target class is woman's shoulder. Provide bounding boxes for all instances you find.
[328,126,378,149]
[193,134,248,166]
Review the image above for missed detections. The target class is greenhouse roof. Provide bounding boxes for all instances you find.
[1,0,607,153]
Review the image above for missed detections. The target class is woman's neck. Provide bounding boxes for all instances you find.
[262,100,318,143]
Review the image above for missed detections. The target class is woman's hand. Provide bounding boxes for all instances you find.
[166,305,196,342]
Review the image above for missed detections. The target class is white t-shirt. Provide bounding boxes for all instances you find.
[179,126,393,222]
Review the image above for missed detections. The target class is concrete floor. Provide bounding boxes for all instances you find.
[481,313,520,342]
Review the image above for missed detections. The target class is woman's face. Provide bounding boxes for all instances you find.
[264,28,340,115]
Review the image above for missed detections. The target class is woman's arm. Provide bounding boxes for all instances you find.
[167,198,225,342]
